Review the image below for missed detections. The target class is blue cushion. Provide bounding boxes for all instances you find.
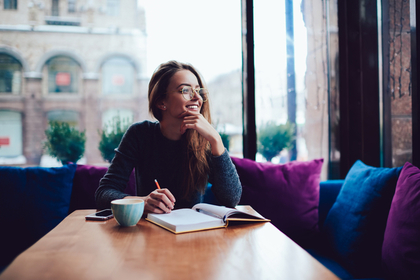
[319,180,344,227]
[323,160,402,278]
[0,164,77,267]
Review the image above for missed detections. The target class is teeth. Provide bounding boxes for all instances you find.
[188,105,198,109]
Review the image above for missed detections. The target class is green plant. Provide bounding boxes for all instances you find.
[220,132,230,151]
[44,121,86,164]
[99,116,131,162]
[257,121,295,162]
[217,125,230,151]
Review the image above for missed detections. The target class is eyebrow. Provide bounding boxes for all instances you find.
[177,83,200,89]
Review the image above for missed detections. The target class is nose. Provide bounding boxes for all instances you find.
[190,89,201,100]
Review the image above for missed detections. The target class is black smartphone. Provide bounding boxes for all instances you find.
[85,209,114,221]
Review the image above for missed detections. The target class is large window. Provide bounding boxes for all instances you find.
[1,0,346,169]
[0,54,22,94]
[46,56,80,94]
[102,58,134,95]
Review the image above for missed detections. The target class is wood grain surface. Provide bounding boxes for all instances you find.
[0,210,339,280]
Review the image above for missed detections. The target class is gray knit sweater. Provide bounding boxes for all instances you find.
[95,121,242,210]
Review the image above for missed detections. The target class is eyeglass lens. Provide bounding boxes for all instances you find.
[181,87,208,101]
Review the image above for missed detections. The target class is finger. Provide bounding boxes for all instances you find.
[151,191,175,209]
[183,114,200,119]
[149,195,173,213]
[155,200,172,213]
[178,110,195,119]
[158,188,176,203]
[144,200,165,214]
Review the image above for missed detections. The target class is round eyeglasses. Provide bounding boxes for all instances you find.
[179,86,209,102]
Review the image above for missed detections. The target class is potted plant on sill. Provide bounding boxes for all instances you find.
[98,116,131,163]
[257,121,295,162]
[44,121,86,165]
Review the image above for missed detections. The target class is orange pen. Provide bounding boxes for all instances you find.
[154,179,161,189]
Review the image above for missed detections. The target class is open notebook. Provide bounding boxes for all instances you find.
[146,203,270,234]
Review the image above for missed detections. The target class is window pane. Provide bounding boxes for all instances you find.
[68,0,76,13]
[52,0,59,16]
[47,110,79,128]
[0,54,22,94]
[4,0,17,10]
[47,56,79,93]
[102,58,134,95]
[254,0,338,179]
[107,0,120,16]
[141,0,243,157]
[0,110,22,158]
[386,0,412,167]
[102,109,133,133]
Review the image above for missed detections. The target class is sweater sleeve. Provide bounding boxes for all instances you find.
[208,149,242,208]
[95,123,141,210]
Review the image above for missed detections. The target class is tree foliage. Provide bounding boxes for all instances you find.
[99,116,131,163]
[257,121,295,162]
[44,121,86,164]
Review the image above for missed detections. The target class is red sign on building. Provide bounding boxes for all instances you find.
[56,72,71,86]
[0,137,10,146]
[112,74,125,86]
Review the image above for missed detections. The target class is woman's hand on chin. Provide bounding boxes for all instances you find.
[179,111,225,156]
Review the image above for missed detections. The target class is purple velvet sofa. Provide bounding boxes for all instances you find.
[1,159,419,280]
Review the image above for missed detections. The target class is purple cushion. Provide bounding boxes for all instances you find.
[382,162,420,279]
[69,165,136,213]
[231,157,323,247]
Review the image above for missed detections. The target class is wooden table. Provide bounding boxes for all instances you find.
[0,210,339,280]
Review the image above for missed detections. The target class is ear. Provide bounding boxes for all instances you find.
[157,101,167,110]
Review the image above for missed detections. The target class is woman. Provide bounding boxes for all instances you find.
[95,60,242,214]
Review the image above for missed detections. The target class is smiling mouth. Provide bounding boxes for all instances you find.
[187,105,199,109]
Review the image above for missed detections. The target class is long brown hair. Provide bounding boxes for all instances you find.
[148,61,211,198]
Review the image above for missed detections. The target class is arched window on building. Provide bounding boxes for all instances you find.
[102,108,133,133]
[0,54,22,94]
[46,56,80,94]
[47,110,79,127]
[101,57,134,95]
[0,110,23,162]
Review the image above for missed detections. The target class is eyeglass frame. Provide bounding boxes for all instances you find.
[167,86,209,102]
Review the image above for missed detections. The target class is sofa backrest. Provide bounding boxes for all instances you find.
[69,165,136,213]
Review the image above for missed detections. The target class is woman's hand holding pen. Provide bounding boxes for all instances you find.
[123,188,175,214]
[142,188,175,214]
[179,111,225,156]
